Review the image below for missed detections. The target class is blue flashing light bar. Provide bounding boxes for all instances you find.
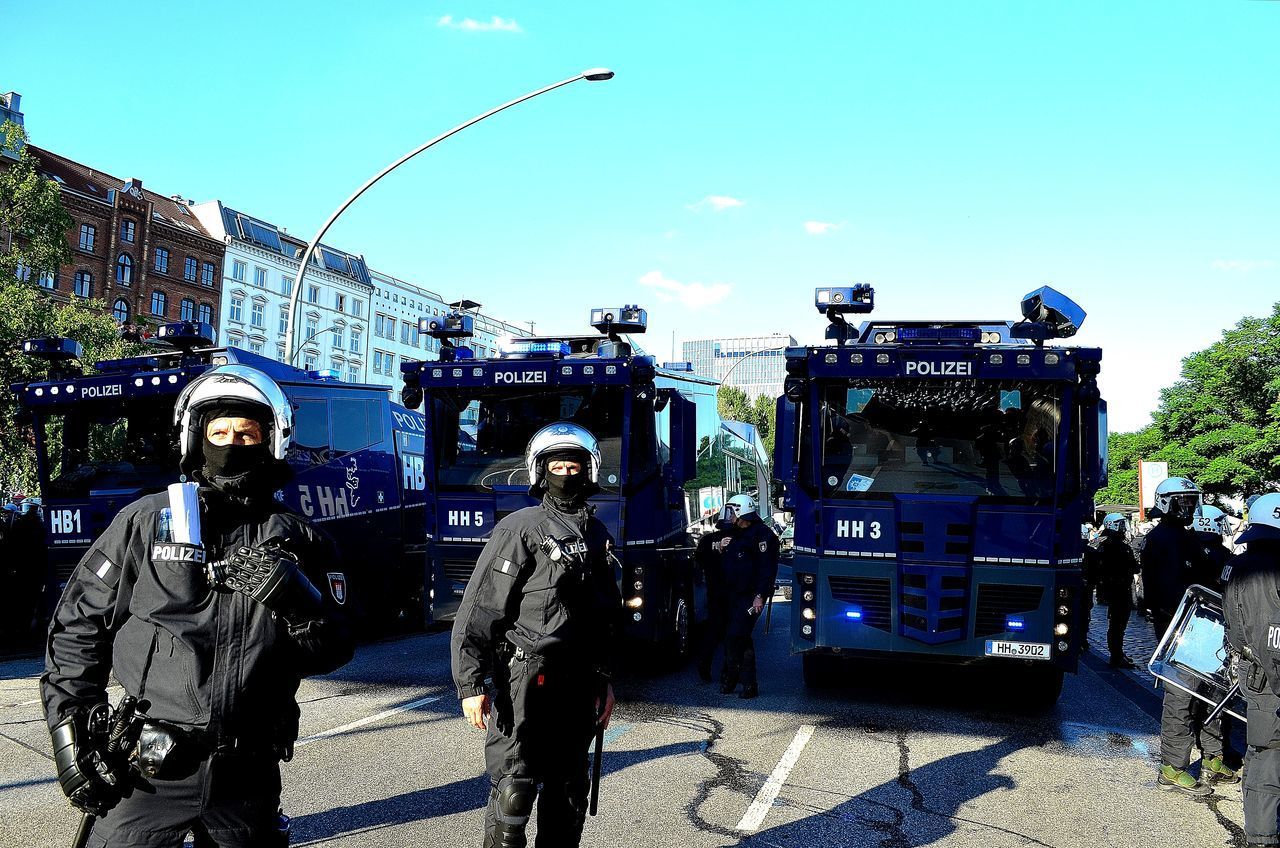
[845,606,864,620]
[307,368,341,381]
[898,326,981,343]
[500,339,571,357]
[1006,615,1026,631]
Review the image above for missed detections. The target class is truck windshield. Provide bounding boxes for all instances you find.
[817,379,1061,501]
[433,386,624,491]
[37,397,181,496]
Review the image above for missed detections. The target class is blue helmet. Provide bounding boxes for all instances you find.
[1102,513,1128,534]
[1191,504,1230,537]
[1239,494,1280,544]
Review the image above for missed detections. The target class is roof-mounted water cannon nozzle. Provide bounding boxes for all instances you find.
[22,337,84,379]
[816,284,874,346]
[1008,286,1086,348]
[420,312,475,362]
[591,306,648,339]
[155,321,216,353]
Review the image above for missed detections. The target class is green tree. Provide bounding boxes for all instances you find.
[1,123,138,493]
[1097,301,1280,502]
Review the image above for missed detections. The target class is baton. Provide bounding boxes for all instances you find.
[71,813,95,848]
[1204,680,1240,725]
[763,590,775,634]
[589,682,607,816]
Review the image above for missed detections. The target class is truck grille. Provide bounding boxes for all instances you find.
[974,584,1044,637]
[828,576,892,631]
[898,564,969,644]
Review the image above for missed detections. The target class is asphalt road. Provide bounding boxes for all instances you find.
[0,600,1250,848]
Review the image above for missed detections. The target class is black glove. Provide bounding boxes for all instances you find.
[214,543,322,617]
[50,710,123,816]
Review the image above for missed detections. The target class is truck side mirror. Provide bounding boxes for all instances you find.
[667,393,697,482]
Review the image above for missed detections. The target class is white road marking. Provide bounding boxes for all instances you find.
[735,724,816,833]
[295,694,442,746]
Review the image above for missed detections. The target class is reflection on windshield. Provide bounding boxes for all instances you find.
[820,380,1060,500]
[434,386,624,490]
[40,399,181,496]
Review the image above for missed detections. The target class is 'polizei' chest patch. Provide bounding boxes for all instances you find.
[327,572,347,605]
[151,543,207,564]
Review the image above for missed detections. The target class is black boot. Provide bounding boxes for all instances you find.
[697,660,713,682]
[720,676,738,695]
[739,683,758,700]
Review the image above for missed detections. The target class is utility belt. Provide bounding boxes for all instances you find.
[495,640,608,684]
[136,722,290,780]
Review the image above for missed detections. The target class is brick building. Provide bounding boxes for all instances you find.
[2,91,225,334]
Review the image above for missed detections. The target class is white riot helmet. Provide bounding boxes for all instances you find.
[1191,504,1231,537]
[525,422,601,493]
[174,365,293,465]
[1152,477,1202,521]
[721,493,758,523]
[1102,512,1128,535]
[1239,494,1280,544]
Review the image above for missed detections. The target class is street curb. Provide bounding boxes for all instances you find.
[1078,648,1163,723]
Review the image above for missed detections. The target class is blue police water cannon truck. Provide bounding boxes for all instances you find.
[400,305,734,659]
[777,285,1107,704]
[12,320,431,635]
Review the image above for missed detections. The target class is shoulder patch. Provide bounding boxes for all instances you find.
[85,550,120,588]
[759,540,768,553]
[326,572,347,605]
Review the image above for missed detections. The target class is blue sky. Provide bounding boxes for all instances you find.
[7,1,1278,432]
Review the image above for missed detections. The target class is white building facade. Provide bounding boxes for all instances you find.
[682,333,798,399]
[191,201,373,381]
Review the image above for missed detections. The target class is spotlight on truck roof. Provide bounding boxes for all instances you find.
[22,337,85,379]
[591,305,648,336]
[155,321,216,351]
[815,284,874,314]
[1009,286,1086,344]
[420,312,475,340]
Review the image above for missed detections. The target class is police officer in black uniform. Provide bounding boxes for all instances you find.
[1096,513,1140,669]
[717,494,780,700]
[1142,477,1236,794]
[452,422,623,848]
[1224,493,1280,847]
[694,510,736,682]
[42,365,354,847]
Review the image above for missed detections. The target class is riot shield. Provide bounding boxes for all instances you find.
[1148,584,1246,723]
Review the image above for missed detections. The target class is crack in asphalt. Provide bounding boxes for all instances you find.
[0,727,52,761]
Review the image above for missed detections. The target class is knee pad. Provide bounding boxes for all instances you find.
[496,775,537,821]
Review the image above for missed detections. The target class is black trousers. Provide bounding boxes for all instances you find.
[484,653,600,848]
[1159,685,1234,770]
[87,752,282,848]
[698,595,728,673]
[722,609,760,689]
[1106,594,1132,660]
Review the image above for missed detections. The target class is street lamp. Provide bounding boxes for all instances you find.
[290,323,344,365]
[718,345,788,388]
[283,68,615,363]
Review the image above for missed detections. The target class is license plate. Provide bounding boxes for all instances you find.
[985,640,1051,661]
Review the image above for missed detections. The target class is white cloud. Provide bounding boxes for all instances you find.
[638,270,732,310]
[804,220,840,235]
[687,195,745,212]
[1211,259,1276,272]
[436,14,522,32]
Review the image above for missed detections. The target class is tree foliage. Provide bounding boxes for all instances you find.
[1096,301,1280,503]
[0,122,139,494]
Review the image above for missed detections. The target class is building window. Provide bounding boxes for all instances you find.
[350,327,362,353]
[229,296,243,323]
[184,257,197,282]
[400,322,413,345]
[231,260,246,281]
[250,301,264,328]
[37,270,56,290]
[307,285,320,304]
[306,316,318,340]
[198,303,213,325]
[254,266,267,288]
[277,345,286,362]
[333,325,344,348]
[181,298,195,321]
[120,219,135,243]
[373,349,396,376]
[228,335,243,349]
[250,340,264,355]
[115,253,133,284]
[335,293,345,313]
[278,305,289,335]
[304,352,317,371]
[150,290,167,317]
[351,299,363,318]
[78,223,96,252]
[330,357,342,374]
[153,247,169,274]
[348,364,359,382]
[201,262,215,287]
[112,298,130,323]
[74,271,92,298]
[280,274,293,297]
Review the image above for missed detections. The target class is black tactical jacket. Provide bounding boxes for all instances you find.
[1097,534,1139,602]
[1140,519,1200,625]
[451,500,623,699]
[42,489,354,745]
[721,517,780,604]
[1223,540,1280,747]
[695,527,734,599]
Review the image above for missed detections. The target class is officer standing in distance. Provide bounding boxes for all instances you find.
[1142,477,1236,794]
[42,365,354,846]
[717,494,780,700]
[452,422,623,848]
[1224,493,1280,847]
[1096,513,1140,669]
[694,506,737,683]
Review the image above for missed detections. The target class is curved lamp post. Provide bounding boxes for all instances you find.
[283,68,615,363]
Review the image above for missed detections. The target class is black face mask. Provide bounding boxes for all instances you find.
[201,442,273,492]
[544,470,589,503]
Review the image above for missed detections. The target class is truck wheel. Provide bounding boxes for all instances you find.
[1022,667,1065,711]
[802,653,840,689]
[667,595,692,666]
